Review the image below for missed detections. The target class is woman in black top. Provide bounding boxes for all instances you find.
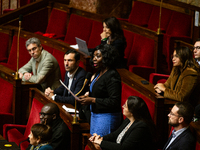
[79,44,122,136]
[89,96,156,150]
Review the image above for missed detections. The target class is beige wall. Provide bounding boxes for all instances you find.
[176,0,200,7]
[70,0,97,13]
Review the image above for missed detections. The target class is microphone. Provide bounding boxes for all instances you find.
[19,14,23,22]
[75,72,92,96]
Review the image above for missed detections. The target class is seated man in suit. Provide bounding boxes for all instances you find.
[45,49,86,106]
[18,37,61,91]
[194,38,200,65]
[163,102,195,150]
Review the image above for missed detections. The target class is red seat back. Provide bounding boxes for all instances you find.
[46,9,68,36]
[6,36,31,70]
[166,11,192,37]
[127,34,155,67]
[42,44,54,54]
[23,98,44,138]
[64,14,93,45]
[0,32,9,62]
[128,1,153,26]
[123,30,134,60]
[0,78,13,113]
[147,6,173,32]
[88,21,102,49]
[52,49,65,81]
[121,82,155,120]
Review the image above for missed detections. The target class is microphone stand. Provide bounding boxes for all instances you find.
[15,17,22,79]
[72,79,88,124]
[157,0,163,35]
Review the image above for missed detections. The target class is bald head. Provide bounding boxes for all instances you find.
[42,103,60,116]
[40,103,60,125]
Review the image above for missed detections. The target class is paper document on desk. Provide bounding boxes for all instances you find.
[59,80,80,101]
[70,44,78,49]
[62,105,79,113]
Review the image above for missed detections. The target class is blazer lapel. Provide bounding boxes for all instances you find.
[165,128,189,150]
[63,75,69,96]
[163,134,173,150]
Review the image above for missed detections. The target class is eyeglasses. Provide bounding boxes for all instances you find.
[39,112,53,117]
[169,111,181,117]
[27,47,38,52]
[171,54,179,59]
[193,46,200,51]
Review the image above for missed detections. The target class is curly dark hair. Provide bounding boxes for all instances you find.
[173,46,200,76]
[103,17,126,46]
[90,44,119,68]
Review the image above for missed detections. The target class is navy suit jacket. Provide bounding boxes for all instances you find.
[54,67,86,106]
[163,128,195,150]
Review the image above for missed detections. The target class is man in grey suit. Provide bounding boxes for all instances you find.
[18,37,61,91]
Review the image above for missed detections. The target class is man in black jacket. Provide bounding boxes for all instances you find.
[194,38,200,65]
[45,49,86,106]
[163,102,195,150]
[39,103,70,150]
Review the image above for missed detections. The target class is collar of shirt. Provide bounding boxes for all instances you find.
[35,50,43,62]
[197,60,200,65]
[173,126,188,138]
[67,67,79,79]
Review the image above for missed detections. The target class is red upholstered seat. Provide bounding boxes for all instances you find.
[128,1,154,26]
[88,21,102,49]
[121,83,155,120]
[127,34,155,67]
[64,14,93,45]
[35,8,68,40]
[149,73,169,85]
[166,11,192,37]
[147,6,173,32]
[127,33,155,80]
[42,45,54,54]
[0,32,10,63]
[123,29,134,61]
[0,78,14,135]
[52,49,65,81]
[0,36,31,71]
[162,11,192,72]
[196,142,200,150]
[3,98,44,150]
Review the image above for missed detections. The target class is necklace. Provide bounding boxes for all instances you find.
[95,68,108,81]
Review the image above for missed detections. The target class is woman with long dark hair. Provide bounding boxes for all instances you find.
[89,96,156,150]
[154,46,200,106]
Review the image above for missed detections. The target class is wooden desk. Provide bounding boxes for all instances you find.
[0,135,5,141]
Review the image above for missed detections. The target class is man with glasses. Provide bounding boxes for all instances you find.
[39,103,70,150]
[18,37,61,91]
[194,38,200,65]
[163,102,195,150]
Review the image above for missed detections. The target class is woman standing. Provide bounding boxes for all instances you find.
[90,17,127,68]
[79,44,122,136]
[154,46,200,106]
[89,96,156,150]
